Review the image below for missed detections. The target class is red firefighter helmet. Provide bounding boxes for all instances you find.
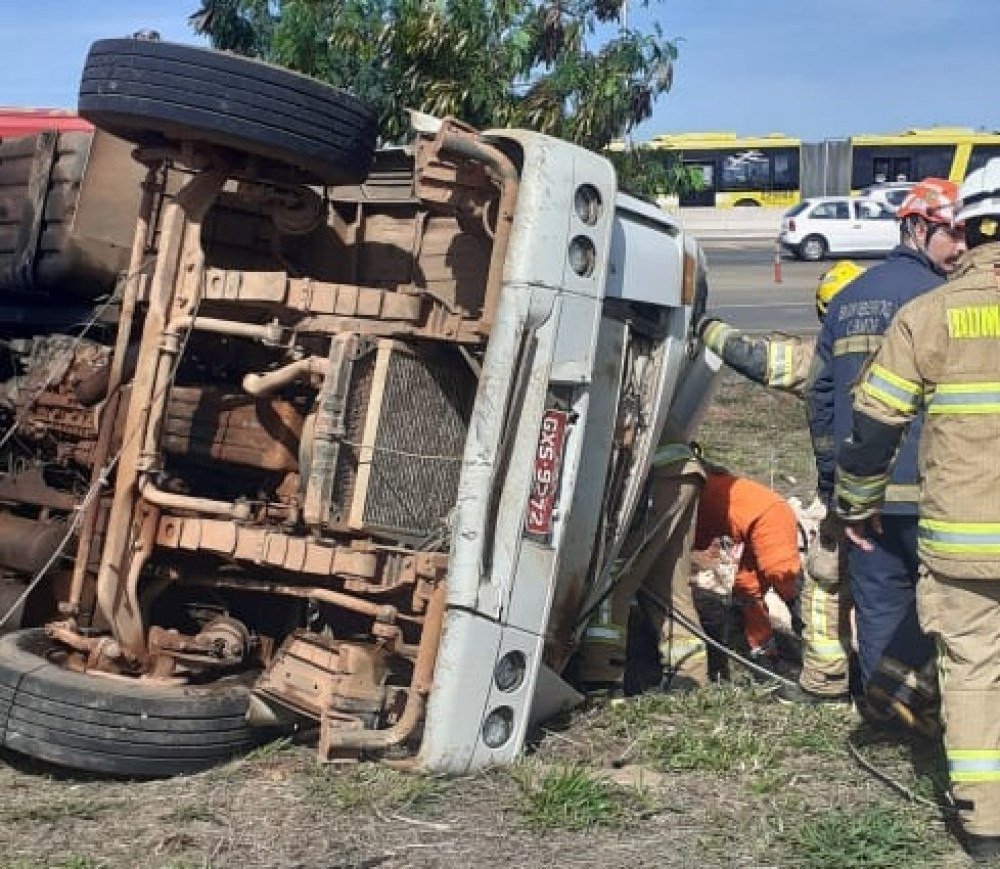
[896,178,962,226]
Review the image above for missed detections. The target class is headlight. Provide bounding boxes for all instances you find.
[482,706,515,748]
[574,184,603,226]
[568,236,596,277]
[494,651,527,692]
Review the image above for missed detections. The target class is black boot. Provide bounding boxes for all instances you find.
[965,833,1000,864]
[774,681,850,705]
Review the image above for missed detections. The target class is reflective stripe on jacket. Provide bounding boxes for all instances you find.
[706,324,812,398]
[837,242,1000,579]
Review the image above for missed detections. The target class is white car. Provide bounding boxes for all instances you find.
[779,196,899,261]
[859,181,917,213]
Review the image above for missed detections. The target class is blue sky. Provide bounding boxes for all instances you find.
[1,0,997,142]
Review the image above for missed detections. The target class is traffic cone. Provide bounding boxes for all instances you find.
[773,244,783,284]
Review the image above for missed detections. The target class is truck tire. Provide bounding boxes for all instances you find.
[0,629,270,776]
[78,39,378,185]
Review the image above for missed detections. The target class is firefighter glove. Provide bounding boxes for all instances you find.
[696,317,733,356]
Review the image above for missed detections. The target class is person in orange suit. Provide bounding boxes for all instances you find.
[694,468,802,666]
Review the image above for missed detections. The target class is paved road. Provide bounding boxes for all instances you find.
[701,242,882,335]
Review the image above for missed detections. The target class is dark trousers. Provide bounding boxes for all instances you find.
[848,513,934,689]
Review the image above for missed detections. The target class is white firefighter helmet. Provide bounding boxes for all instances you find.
[957,157,1000,226]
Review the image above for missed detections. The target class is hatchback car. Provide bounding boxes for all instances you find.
[779,196,899,261]
[859,181,917,213]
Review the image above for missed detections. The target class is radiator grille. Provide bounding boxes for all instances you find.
[327,353,375,525]
[329,342,475,539]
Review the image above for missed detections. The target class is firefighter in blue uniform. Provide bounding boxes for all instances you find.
[808,178,967,723]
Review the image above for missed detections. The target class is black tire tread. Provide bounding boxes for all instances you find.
[80,55,373,130]
[3,732,245,776]
[0,629,269,775]
[78,38,378,185]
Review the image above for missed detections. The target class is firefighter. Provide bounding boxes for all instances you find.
[587,263,861,694]
[808,179,966,718]
[834,157,1000,860]
[697,259,863,398]
[577,442,709,693]
[697,262,863,703]
[694,467,802,670]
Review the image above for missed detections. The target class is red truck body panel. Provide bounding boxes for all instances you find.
[0,108,93,139]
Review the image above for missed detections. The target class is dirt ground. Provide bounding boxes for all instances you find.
[0,370,981,869]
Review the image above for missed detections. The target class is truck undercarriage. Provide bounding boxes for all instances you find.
[0,38,714,776]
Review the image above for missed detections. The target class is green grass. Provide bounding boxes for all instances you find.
[697,370,816,502]
[777,804,946,869]
[242,735,295,762]
[643,722,779,773]
[782,703,856,754]
[593,684,793,774]
[746,765,791,796]
[510,762,640,831]
[303,763,447,812]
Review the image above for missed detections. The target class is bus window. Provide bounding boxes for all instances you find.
[853,145,955,187]
[969,145,1000,175]
[680,160,716,207]
[773,150,799,189]
[720,150,769,189]
[913,146,955,178]
[687,160,715,188]
[873,156,911,183]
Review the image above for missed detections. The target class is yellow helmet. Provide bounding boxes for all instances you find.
[816,260,863,320]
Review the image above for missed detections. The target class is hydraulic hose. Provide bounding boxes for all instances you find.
[635,586,798,688]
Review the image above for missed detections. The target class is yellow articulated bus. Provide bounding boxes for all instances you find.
[849,127,1000,188]
[643,127,1000,207]
[644,131,802,208]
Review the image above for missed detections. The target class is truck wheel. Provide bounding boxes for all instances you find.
[0,629,272,776]
[78,39,379,185]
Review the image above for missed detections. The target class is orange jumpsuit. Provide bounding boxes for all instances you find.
[695,471,801,656]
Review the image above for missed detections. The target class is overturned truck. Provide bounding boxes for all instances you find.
[0,39,715,776]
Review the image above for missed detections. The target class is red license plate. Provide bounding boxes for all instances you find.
[525,408,569,539]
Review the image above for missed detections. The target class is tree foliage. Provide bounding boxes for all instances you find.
[607,147,702,199]
[189,0,698,194]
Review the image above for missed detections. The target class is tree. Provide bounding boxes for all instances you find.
[189,0,698,194]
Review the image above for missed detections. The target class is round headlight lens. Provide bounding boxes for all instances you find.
[494,650,527,692]
[481,706,515,748]
[568,236,596,277]
[574,184,603,226]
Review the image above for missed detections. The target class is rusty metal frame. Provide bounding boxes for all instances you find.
[66,163,162,617]
[46,124,519,761]
[318,578,446,759]
[94,169,227,656]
